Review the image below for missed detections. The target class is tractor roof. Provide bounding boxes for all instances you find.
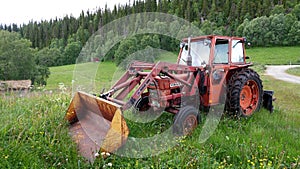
[181,35,245,42]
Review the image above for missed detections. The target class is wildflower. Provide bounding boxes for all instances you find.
[94,152,100,157]
[268,161,272,166]
[225,136,229,140]
[103,162,113,168]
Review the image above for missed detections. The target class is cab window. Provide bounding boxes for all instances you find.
[213,39,229,64]
[231,40,244,63]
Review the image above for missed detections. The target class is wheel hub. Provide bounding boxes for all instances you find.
[183,114,197,135]
[240,80,259,116]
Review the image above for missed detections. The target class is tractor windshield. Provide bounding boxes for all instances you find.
[179,39,211,66]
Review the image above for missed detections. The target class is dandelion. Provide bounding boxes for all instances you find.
[268,161,272,166]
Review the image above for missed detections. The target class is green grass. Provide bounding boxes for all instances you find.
[1,74,299,168]
[1,46,300,168]
[286,67,300,76]
[46,62,117,92]
[246,46,300,65]
[46,64,74,90]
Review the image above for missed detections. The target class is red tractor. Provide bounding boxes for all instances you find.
[65,35,274,160]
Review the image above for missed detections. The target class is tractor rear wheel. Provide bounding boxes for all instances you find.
[173,106,200,136]
[226,68,263,117]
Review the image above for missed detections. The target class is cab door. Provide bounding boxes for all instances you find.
[209,38,230,105]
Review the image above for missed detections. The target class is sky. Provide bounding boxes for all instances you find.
[0,0,129,25]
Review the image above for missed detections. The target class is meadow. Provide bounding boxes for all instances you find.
[0,46,300,168]
[286,67,300,76]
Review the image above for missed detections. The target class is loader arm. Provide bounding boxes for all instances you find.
[104,61,200,110]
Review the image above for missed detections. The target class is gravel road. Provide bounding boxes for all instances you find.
[265,65,300,84]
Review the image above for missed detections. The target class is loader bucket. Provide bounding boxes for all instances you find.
[65,91,129,162]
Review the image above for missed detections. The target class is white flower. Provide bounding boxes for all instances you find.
[94,152,100,157]
[103,162,113,168]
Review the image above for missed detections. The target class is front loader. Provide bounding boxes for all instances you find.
[65,35,274,161]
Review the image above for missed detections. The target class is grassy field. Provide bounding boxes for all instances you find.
[1,47,300,168]
[286,67,300,76]
[246,46,300,65]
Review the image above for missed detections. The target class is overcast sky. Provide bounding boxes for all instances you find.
[0,0,129,25]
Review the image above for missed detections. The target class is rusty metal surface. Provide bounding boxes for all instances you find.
[65,92,129,162]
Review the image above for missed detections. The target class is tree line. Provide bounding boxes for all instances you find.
[0,0,300,83]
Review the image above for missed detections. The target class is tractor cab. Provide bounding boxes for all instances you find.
[178,35,248,68]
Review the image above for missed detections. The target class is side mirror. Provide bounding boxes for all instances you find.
[185,45,189,51]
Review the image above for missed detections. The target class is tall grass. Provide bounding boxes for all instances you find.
[0,92,92,168]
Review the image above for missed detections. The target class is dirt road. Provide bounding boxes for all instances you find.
[265,65,300,84]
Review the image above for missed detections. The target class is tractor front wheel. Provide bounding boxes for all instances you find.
[173,106,200,136]
[227,68,263,117]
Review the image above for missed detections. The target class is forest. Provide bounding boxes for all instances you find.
[0,0,300,84]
